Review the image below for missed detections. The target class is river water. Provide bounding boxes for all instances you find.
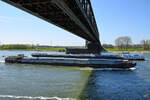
[0,51,150,100]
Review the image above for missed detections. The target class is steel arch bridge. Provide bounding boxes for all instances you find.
[2,0,103,54]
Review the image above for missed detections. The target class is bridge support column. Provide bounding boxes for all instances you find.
[86,41,102,54]
[66,41,102,54]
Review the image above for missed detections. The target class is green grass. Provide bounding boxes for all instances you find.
[105,48,150,52]
[0,47,66,52]
[1,46,150,53]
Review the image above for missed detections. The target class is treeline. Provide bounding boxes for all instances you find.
[0,44,35,50]
[103,36,150,50]
[0,44,66,52]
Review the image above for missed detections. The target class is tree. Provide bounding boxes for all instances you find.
[0,44,35,49]
[115,36,132,49]
[141,40,150,49]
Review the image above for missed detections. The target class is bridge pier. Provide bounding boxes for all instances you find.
[86,41,102,54]
[66,41,102,54]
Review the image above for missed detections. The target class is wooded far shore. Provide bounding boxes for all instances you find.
[0,44,150,53]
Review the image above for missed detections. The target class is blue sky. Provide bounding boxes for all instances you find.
[0,0,150,46]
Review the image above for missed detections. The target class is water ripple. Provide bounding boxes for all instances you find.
[0,95,76,100]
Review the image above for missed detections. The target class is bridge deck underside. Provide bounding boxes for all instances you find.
[2,0,100,43]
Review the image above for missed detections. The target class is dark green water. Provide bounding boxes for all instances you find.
[0,51,150,100]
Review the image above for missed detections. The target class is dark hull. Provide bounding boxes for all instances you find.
[5,56,136,69]
[31,54,123,59]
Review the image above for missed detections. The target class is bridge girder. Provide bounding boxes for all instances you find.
[2,0,103,53]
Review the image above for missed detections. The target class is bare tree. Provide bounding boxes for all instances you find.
[115,36,132,49]
[141,40,150,49]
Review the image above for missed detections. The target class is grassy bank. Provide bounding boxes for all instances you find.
[0,48,66,52]
[1,44,150,53]
[105,48,150,53]
[0,44,66,52]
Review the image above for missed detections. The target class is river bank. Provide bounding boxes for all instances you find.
[0,44,66,52]
[0,48,66,52]
[0,47,150,53]
[106,48,150,53]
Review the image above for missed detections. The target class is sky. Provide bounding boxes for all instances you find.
[0,0,150,46]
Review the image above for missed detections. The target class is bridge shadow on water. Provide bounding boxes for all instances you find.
[78,66,150,100]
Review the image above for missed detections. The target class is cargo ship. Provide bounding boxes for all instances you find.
[5,54,136,68]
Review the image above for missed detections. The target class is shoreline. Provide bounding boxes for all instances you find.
[0,48,66,52]
[0,49,150,54]
[106,48,150,53]
[107,51,150,53]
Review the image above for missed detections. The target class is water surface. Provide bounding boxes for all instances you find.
[0,51,150,100]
